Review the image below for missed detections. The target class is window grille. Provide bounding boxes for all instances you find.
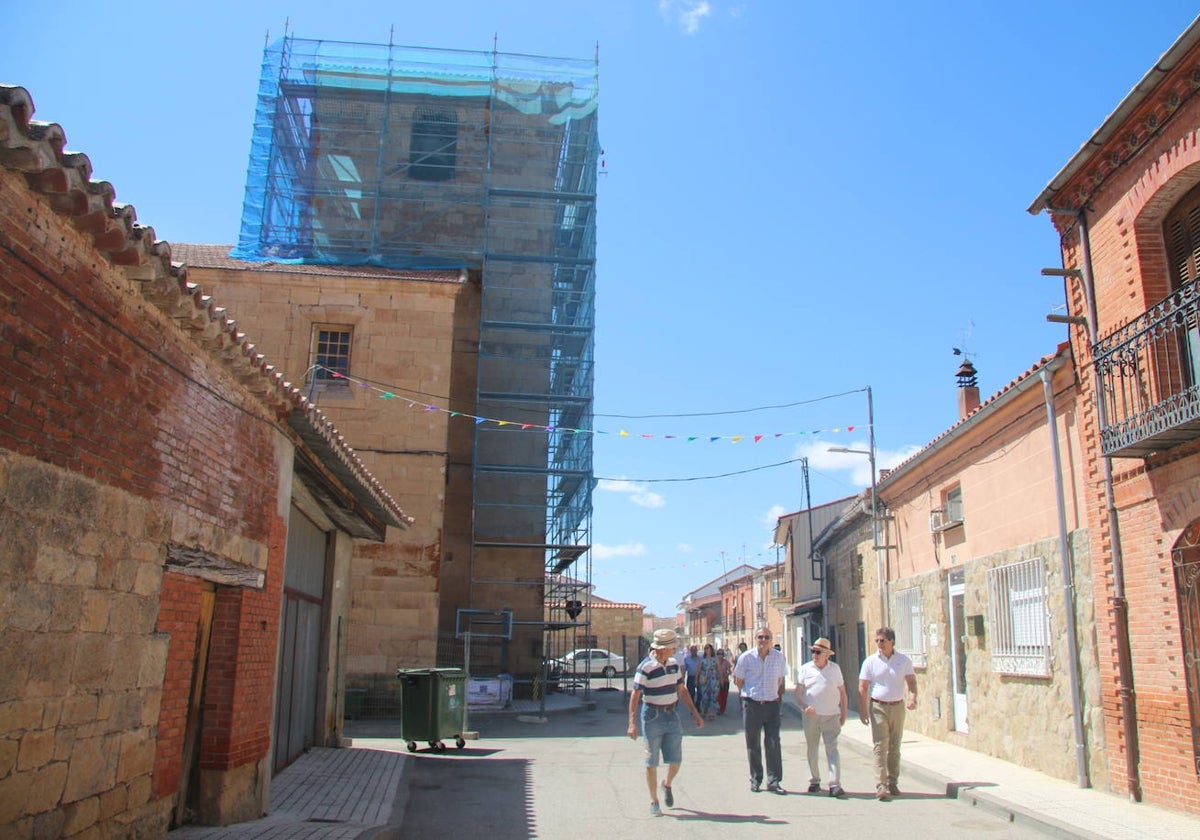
[313,327,352,382]
[987,557,1051,676]
[893,587,926,667]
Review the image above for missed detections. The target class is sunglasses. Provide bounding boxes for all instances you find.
[756,635,771,640]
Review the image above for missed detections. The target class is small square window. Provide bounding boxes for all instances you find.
[313,326,352,383]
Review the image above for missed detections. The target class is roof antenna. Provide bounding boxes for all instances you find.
[952,320,977,361]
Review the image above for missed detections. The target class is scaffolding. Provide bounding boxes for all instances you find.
[232,35,598,675]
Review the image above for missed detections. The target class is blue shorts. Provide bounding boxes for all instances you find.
[641,703,683,767]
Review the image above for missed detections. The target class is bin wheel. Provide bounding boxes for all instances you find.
[406,741,417,752]
[456,737,466,749]
[431,741,446,752]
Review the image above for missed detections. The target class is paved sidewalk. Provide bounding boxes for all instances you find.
[165,691,587,839]
[780,694,1200,840]
[169,747,405,839]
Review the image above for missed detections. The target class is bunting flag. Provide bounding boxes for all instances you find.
[312,367,862,442]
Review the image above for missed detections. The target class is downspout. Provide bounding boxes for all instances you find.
[1039,358,1090,788]
[1077,209,1142,801]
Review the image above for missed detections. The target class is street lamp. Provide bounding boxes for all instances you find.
[827,386,886,626]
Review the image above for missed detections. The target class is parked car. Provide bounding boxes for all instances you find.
[551,648,627,678]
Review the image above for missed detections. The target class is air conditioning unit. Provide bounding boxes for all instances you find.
[929,506,964,533]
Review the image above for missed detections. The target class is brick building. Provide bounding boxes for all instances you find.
[200,36,602,696]
[843,347,1106,788]
[1029,18,1200,814]
[0,85,407,835]
[170,246,478,711]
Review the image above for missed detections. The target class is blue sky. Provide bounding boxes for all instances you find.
[4,1,1198,617]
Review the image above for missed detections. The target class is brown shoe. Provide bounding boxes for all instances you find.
[875,787,889,801]
[888,783,901,797]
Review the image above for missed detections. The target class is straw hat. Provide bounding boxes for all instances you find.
[810,637,835,656]
[651,628,678,649]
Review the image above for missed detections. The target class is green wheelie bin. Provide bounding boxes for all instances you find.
[396,667,468,752]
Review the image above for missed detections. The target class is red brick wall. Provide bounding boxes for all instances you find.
[1051,79,1200,814]
[0,175,278,546]
[153,573,209,800]
[2,163,291,822]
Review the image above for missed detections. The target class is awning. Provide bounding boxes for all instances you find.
[788,598,821,616]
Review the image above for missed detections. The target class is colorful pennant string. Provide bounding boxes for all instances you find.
[314,368,861,442]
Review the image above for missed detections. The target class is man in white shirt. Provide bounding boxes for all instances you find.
[733,627,789,794]
[858,626,918,801]
[794,637,848,798]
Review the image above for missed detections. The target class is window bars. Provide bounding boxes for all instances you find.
[987,557,1051,676]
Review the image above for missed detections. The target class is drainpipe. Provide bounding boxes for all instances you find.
[1040,359,1090,789]
[1077,209,1142,802]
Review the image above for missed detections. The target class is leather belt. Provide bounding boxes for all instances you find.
[649,702,677,712]
[741,698,779,704]
[871,698,902,705]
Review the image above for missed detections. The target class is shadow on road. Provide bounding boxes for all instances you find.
[397,756,534,839]
[667,808,789,825]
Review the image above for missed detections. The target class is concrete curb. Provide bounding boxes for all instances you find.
[781,696,1103,840]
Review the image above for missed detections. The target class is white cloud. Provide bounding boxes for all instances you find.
[659,0,712,35]
[598,477,666,509]
[799,440,923,489]
[677,543,693,553]
[593,542,647,560]
[761,503,787,528]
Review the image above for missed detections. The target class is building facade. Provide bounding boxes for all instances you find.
[0,84,406,834]
[172,247,478,711]
[1030,19,1200,814]
[198,36,602,697]
[866,348,1106,788]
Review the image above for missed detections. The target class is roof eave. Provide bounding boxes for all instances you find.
[1028,15,1200,215]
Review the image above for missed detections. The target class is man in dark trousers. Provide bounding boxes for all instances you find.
[733,627,790,794]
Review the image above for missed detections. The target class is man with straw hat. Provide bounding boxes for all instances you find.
[794,637,848,798]
[628,628,705,816]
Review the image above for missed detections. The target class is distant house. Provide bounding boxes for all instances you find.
[773,496,855,677]
[542,574,644,661]
[678,565,757,653]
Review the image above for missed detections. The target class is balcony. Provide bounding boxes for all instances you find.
[1094,278,1200,457]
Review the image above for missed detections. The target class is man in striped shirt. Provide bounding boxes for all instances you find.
[628,628,705,816]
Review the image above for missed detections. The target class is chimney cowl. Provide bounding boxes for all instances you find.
[956,359,978,388]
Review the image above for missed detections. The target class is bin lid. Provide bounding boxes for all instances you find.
[396,667,466,678]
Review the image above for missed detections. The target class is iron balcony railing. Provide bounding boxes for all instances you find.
[1093,278,1200,457]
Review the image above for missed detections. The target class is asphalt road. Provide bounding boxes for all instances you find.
[367,689,1049,839]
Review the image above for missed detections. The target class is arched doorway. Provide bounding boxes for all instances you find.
[1172,519,1200,777]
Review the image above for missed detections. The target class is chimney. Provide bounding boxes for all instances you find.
[957,358,980,420]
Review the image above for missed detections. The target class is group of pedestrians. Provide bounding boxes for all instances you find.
[679,642,736,720]
[628,625,918,816]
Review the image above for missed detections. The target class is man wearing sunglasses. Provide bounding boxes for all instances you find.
[795,637,848,798]
[732,627,790,794]
[858,626,918,801]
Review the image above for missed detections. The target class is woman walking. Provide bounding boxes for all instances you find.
[716,649,733,714]
[698,643,720,720]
